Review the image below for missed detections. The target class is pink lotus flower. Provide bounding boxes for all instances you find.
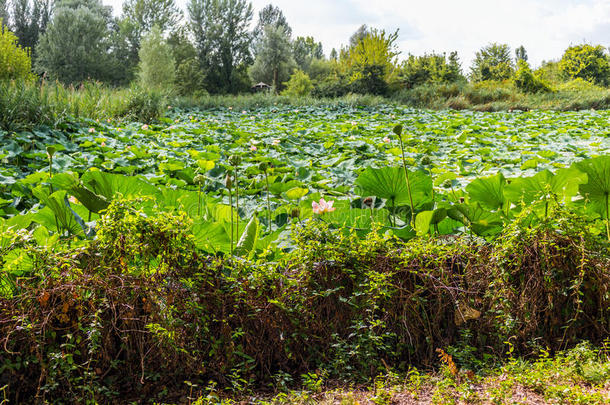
[312,198,336,214]
[100,141,106,147]
[141,124,149,130]
[68,196,78,204]
[250,145,257,151]
[88,128,95,133]
[272,139,281,146]
[383,136,391,143]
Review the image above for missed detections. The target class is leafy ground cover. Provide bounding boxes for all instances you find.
[1,106,610,402]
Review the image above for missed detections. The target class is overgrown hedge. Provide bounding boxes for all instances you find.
[0,202,609,402]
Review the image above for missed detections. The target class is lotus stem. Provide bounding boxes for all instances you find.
[397,131,415,227]
[264,168,271,230]
[606,193,610,242]
[234,167,239,239]
[606,192,609,242]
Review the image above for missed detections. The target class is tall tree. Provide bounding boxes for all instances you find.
[559,44,610,86]
[252,3,290,44]
[343,28,399,95]
[188,0,253,93]
[349,24,368,48]
[515,45,528,63]
[35,0,117,83]
[248,24,294,91]
[0,0,10,28]
[138,25,175,91]
[292,36,323,73]
[120,0,181,66]
[470,43,514,82]
[10,0,51,56]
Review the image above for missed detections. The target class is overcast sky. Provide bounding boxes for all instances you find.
[102,0,610,70]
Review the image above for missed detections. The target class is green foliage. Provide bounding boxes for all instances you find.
[34,0,117,84]
[559,44,610,86]
[175,57,207,96]
[187,0,253,93]
[252,3,291,44]
[470,43,514,82]
[7,0,52,58]
[534,60,565,85]
[249,25,295,92]
[137,26,175,92]
[513,59,552,94]
[0,22,34,80]
[125,84,166,122]
[398,51,463,89]
[292,36,323,73]
[281,69,313,97]
[342,28,399,95]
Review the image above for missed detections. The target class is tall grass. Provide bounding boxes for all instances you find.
[0,80,167,131]
[3,78,610,132]
[170,91,391,110]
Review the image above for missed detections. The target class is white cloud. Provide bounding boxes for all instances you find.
[102,0,610,70]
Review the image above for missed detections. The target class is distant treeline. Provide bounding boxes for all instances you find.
[2,0,610,100]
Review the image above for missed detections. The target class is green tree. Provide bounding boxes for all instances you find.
[0,1,10,28]
[248,24,295,92]
[470,43,514,82]
[282,69,313,97]
[167,28,207,95]
[515,45,528,63]
[329,48,338,60]
[513,59,551,93]
[342,28,399,95]
[35,0,117,84]
[398,51,464,88]
[137,25,175,91]
[188,0,253,93]
[349,24,368,47]
[559,44,610,86]
[10,0,52,57]
[292,36,323,73]
[0,22,34,80]
[252,3,291,44]
[120,0,182,68]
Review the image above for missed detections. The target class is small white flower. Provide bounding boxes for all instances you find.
[272,139,281,146]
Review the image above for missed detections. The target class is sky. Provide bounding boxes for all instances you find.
[102,0,610,70]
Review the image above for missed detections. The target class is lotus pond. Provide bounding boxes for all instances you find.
[2,105,610,263]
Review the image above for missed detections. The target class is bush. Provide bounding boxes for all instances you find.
[559,44,610,86]
[1,202,608,402]
[0,23,34,81]
[514,60,552,94]
[281,69,313,97]
[125,85,166,123]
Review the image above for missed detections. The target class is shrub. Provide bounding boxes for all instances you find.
[559,44,610,86]
[470,43,514,82]
[281,69,313,97]
[513,60,552,94]
[0,22,34,81]
[125,85,166,123]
